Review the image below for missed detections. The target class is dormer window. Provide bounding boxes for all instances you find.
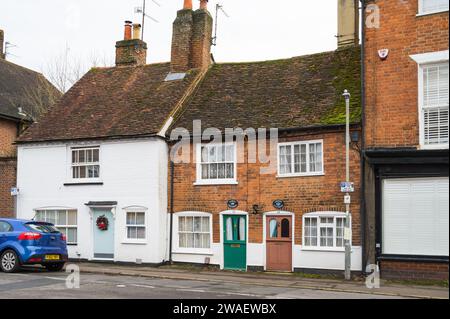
[71,147,100,179]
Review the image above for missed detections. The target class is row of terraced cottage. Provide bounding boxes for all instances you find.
[6,0,448,280]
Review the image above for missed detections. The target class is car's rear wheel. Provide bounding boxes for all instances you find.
[45,263,65,272]
[0,250,20,273]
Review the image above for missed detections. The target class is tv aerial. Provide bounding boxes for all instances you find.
[134,0,161,40]
[212,3,230,46]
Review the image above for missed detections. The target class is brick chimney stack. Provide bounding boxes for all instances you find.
[115,21,147,67]
[192,0,213,69]
[171,0,213,73]
[0,29,5,60]
[337,0,359,48]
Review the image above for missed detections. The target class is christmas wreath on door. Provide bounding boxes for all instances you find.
[96,215,109,231]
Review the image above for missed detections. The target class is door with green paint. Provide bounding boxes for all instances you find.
[223,215,247,270]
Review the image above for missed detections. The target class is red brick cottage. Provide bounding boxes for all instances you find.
[166,0,363,273]
[362,0,449,280]
[0,29,60,217]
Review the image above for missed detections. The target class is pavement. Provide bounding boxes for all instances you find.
[72,262,449,299]
[0,262,447,299]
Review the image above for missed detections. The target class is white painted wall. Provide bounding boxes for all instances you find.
[16,138,168,264]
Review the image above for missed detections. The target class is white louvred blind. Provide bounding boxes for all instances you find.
[422,63,449,146]
[421,0,449,14]
[383,178,449,256]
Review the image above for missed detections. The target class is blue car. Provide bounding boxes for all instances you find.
[0,218,68,273]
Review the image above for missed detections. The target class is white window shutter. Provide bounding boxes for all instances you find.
[422,63,449,146]
[421,0,449,13]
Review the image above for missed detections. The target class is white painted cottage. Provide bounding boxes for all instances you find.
[15,14,209,263]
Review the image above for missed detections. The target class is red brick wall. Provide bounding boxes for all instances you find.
[380,260,449,281]
[0,118,18,157]
[0,158,16,217]
[364,0,449,148]
[170,129,362,247]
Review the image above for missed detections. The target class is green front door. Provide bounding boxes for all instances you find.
[223,215,247,270]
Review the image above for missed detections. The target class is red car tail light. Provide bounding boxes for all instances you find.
[61,233,67,242]
[18,232,42,241]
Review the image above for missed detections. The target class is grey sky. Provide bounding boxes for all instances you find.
[0,0,338,75]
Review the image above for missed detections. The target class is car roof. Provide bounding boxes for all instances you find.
[0,218,32,223]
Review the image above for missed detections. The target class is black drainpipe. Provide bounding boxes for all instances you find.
[169,160,175,264]
[359,0,368,275]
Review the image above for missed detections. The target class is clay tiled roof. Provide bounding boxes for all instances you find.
[0,59,60,121]
[172,46,361,133]
[18,63,200,143]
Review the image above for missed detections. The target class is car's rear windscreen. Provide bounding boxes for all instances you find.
[26,223,60,233]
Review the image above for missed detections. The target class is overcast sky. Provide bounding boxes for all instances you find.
[0,0,338,75]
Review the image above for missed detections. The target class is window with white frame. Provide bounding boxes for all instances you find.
[197,143,236,184]
[35,209,78,244]
[178,215,211,249]
[278,141,324,176]
[71,147,100,179]
[126,212,146,240]
[303,214,347,249]
[419,0,449,15]
[420,62,449,148]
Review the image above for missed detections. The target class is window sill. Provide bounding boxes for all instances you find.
[122,240,147,245]
[172,249,214,256]
[416,9,449,17]
[276,173,325,178]
[419,144,449,151]
[301,247,347,252]
[64,181,104,186]
[194,180,239,186]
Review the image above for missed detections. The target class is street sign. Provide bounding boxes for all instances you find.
[10,187,19,196]
[340,182,354,193]
[344,195,351,205]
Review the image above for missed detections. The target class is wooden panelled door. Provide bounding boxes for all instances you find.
[223,215,247,271]
[266,216,292,271]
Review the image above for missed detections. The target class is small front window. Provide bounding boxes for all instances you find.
[35,209,78,244]
[420,63,449,148]
[71,147,100,179]
[303,215,347,249]
[178,215,211,249]
[278,141,324,177]
[197,143,236,184]
[126,212,146,240]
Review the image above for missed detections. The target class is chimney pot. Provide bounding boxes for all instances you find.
[183,0,193,10]
[124,20,132,40]
[200,0,208,10]
[116,20,147,67]
[132,23,142,40]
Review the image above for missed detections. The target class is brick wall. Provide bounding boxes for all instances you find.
[170,129,362,246]
[0,158,16,217]
[364,0,449,148]
[380,260,449,281]
[0,118,18,157]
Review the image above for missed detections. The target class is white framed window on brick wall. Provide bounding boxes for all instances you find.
[195,143,237,185]
[173,212,213,254]
[302,212,349,251]
[415,57,449,149]
[35,209,78,245]
[70,146,101,180]
[278,140,324,177]
[418,0,449,16]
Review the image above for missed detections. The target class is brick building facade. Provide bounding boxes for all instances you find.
[0,28,60,217]
[362,0,449,280]
[166,0,363,273]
